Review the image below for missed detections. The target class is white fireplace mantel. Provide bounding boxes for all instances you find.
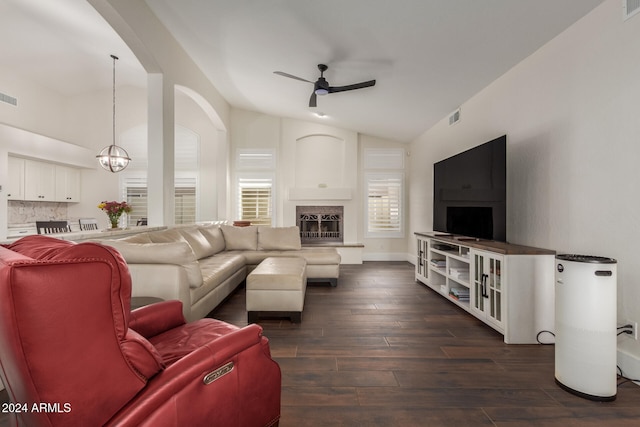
[288,188,352,201]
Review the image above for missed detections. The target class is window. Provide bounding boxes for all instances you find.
[363,148,405,238]
[122,175,147,227]
[235,149,275,226]
[119,125,200,226]
[237,175,273,226]
[365,173,403,237]
[121,175,197,226]
[174,177,197,224]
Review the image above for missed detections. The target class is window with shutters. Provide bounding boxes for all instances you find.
[120,175,197,226]
[119,125,199,226]
[122,175,147,227]
[235,149,275,226]
[237,176,273,226]
[363,148,405,238]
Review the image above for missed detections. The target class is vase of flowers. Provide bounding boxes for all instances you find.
[98,201,132,229]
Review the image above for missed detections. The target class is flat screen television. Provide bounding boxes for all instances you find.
[433,135,506,242]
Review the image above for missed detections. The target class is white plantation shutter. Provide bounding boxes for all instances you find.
[237,176,273,226]
[121,175,197,226]
[363,148,405,238]
[363,148,404,169]
[174,176,197,224]
[366,173,403,237]
[236,149,276,170]
[121,175,148,227]
[119,125,200,225]
[235,149,275,226]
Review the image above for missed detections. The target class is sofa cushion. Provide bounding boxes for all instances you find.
[258,226,302,250]
[177,227,217,260]
[193,253,247,304]
[220,225,258,250]
[103,240,203,288]
[147,229,189,244]
[119,233,152,243]
[198,225,226,254]
[239,247,341,266]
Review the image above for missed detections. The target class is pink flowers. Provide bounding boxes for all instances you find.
[97,201,132,215]
[98,201,132,227]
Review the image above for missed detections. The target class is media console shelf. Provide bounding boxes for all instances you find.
[415,232,555,344]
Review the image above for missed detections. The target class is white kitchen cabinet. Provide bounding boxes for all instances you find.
[24,159,56,201]
[7,156,25,200]
[55,165,80,202]
[7,157,81,203]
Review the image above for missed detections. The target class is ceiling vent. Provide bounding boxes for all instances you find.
[0,92,17,107]
[624,0,640,20]
[448,108,461,126]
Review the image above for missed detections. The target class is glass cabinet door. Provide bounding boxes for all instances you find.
[488,257,503,324]
[471,250,504,331]
[473,253,485,312]
[416,238,428,279]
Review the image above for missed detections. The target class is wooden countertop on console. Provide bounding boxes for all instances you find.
[415,232,555,255]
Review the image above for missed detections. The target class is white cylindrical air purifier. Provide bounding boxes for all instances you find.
[554,254,617,401]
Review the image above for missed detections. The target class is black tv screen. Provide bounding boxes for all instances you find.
[433,135,506,242]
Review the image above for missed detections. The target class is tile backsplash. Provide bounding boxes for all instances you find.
[8,201,69,225]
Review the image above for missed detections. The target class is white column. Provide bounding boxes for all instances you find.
[147,73,175,226]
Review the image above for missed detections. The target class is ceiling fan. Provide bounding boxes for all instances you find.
[274,64,376,107]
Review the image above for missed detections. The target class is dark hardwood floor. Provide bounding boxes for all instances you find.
[1,262,638,426]
[212,261,640,427]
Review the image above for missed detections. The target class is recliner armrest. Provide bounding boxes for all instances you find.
[105,323,281,427]
[129,300,186,338]
[204,323,265,365]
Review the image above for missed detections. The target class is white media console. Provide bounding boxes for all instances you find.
[415,232,556,344]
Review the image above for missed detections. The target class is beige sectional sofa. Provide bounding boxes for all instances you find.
[101,224,340,321]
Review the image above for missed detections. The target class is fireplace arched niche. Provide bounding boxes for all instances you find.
[294,134,345,188]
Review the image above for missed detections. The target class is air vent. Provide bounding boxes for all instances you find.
[448,108,461,126]
[0,92,17,106]
[624,0,640,20]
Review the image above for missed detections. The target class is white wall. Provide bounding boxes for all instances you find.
[409,0,640,379]
[0,65,73,141]
[229,108,409,258]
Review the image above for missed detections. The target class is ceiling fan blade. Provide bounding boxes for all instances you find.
[309,92,317,108]
[328,79,376,93]
[274,71,313,84]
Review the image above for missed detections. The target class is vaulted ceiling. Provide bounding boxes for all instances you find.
[2,0,605,141]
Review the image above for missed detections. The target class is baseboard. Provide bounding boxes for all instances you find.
[362,252,411,262]
[617,336,640,385]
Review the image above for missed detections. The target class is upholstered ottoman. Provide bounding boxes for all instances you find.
[246,257,307,323]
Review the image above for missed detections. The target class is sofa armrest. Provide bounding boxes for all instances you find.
[127,264,192,320]
[129,300,186,339]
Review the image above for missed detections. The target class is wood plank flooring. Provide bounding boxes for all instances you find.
[1,261,638,426]
[211,261,640,427]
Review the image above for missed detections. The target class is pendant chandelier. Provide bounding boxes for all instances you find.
[96,54,130,172]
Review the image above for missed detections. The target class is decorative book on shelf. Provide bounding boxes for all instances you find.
[449,287,470,301]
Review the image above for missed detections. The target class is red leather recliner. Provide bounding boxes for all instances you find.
[0,235,281,427]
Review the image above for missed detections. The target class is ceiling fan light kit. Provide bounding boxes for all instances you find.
[275,63,375,108]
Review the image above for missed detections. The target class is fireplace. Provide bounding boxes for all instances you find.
[296,206,343,244]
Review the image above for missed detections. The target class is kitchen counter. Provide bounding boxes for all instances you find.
[2,226,167,244]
